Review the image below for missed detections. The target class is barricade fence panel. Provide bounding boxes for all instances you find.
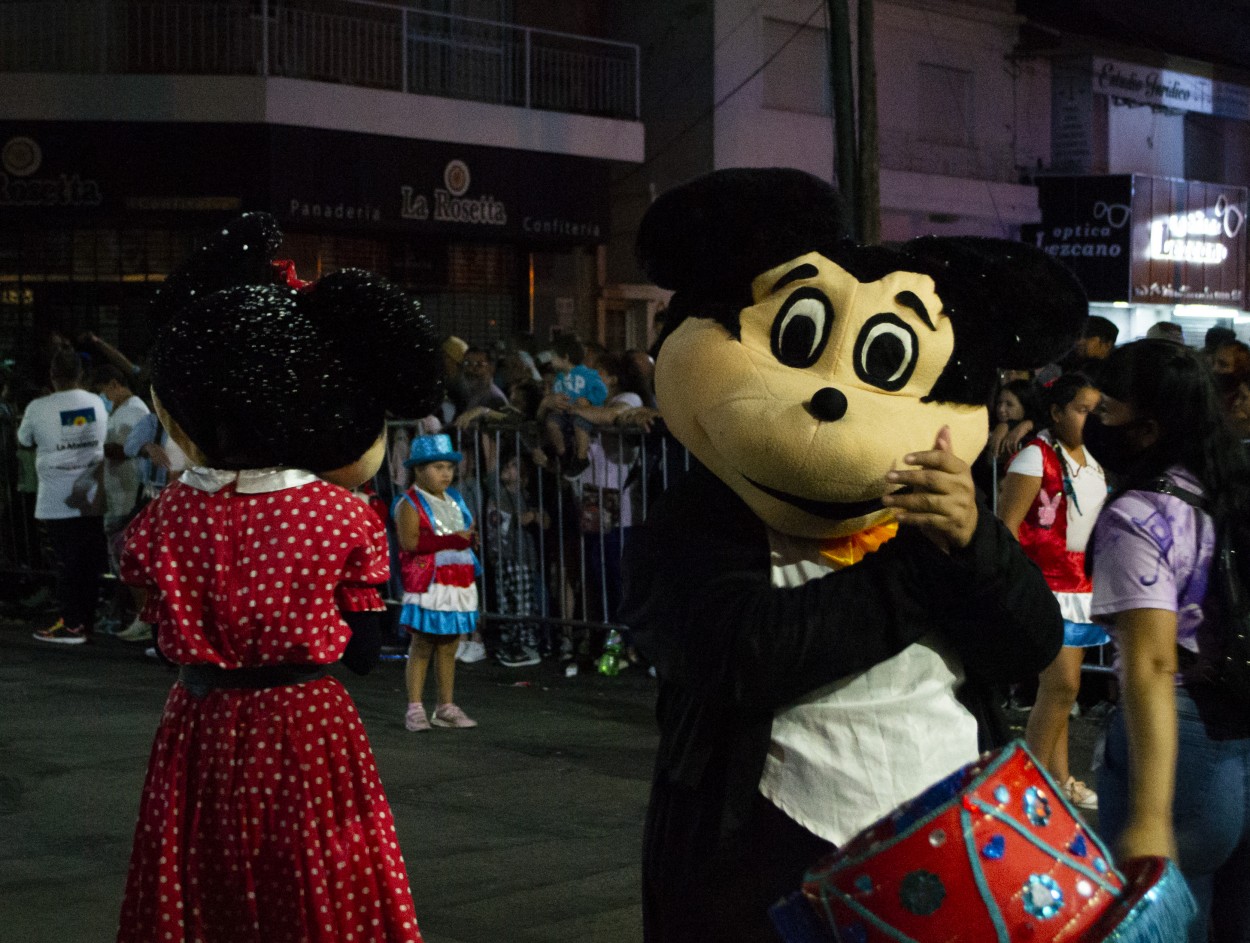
[1,407,1114,679]
[380,418,683,659]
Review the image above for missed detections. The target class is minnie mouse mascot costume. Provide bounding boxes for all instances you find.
[116,213,439,943]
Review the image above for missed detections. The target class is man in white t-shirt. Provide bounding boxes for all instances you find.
[93,365,150,532]
[17,350,110,645]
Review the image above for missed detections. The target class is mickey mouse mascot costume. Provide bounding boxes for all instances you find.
[620,169,1085,942]
[116,213,439,943]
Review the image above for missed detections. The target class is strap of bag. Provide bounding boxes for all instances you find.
[1138,475,1209,512]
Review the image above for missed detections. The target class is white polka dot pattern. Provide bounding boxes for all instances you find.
[121,480,390,666]
[116,481,421,941]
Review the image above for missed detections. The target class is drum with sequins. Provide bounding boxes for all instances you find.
[770,740,1195,943]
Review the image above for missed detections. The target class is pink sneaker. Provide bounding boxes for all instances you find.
[404,703,431,732]
[431,703,477,729]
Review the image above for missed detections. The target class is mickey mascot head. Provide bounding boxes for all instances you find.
[638,168,1086,539]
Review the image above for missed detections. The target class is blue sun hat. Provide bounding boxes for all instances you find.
[405,433,463,468]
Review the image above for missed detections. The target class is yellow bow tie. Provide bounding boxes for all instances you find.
[818,518,899,569]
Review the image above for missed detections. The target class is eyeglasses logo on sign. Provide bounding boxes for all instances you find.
[400,159,506,226]
[1148,195,1246,266]
[0,136,103,208]
[1038,199,1130,260]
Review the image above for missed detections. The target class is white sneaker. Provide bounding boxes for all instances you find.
[457,640,487,663]
[116,618,152,642]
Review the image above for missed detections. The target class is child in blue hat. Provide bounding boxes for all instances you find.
[394,433,481,730]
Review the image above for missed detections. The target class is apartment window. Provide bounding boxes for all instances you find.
[917,63,973,147]
[761,18,830,116]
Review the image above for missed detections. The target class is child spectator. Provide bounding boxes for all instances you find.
[485,451,548,667]
[541,334,607,477]
[395,433,481,731]
[573,434,641,629]
[998,373,1107,811]
[987,377,1041,465]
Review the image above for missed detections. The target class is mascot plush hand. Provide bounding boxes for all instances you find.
[619,168,1085,943]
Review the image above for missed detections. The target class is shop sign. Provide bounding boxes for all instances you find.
[0,122,268,218]
[1147,198,1243,266]
[1091,57,1250,122]
[0,135,103,208]
[1033,175,1248,305]
[1131,177,1247,305]
[399,159,507,227]
[0,122,611,245]
[272,127,609,243]
[1051,62,1095,173]
[1028,176,1133,302]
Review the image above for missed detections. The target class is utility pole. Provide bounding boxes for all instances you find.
[826,0,858,237]
[857,0,880,243]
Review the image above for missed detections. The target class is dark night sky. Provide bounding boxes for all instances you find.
[1019,1,1250,73]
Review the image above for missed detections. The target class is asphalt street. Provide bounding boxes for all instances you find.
[0,616,1104,943]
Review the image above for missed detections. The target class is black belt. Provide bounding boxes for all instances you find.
[178,663,330,698]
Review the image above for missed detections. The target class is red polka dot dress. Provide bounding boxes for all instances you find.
[116,470,423,943]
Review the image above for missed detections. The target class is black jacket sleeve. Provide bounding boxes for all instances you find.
[620,466,1061,714]
[922,496,1064,685]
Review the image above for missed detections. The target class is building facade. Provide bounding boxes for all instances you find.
[0,0,643,374]
[604,0,1250,347]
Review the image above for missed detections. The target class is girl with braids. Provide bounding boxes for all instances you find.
[1086,339,1250,943]
[997,372,1107,811]
[116,214,439,943]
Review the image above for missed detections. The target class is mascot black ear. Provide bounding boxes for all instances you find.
[149,213,284,329]
[150,212,442,473]
[637,168,853,339]
[898,236,1088,405]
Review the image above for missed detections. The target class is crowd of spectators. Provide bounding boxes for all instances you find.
[368,329,663,675]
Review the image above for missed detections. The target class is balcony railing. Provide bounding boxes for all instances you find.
[0,0,641,120]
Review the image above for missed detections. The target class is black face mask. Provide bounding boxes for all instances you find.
[1083,414,1147,476]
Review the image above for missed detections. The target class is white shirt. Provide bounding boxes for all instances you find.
[102,394,150,524]
[17,389,108,519]
[1007,434,1106,553]
[756,530,979,845]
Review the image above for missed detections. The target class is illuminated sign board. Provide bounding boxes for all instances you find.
[1031,175,1247,305]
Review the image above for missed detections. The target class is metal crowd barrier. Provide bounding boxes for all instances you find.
[378,418,687,657]
[0,407,1117,681]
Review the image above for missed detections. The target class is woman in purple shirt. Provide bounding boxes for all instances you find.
[1087,339,1250,943]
